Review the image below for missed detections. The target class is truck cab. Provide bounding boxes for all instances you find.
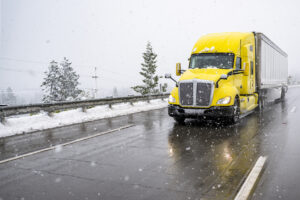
[167,32,259,123]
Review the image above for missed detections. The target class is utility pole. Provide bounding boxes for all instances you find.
[92,67,99,98]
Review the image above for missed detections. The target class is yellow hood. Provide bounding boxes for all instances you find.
[179,68,232,82]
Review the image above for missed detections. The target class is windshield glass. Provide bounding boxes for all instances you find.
[189,53,234,69]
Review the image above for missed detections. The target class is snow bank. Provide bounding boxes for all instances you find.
[0,99,168,138]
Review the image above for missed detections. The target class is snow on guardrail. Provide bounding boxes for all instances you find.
[0,94,169,122]
[0,99,168,138]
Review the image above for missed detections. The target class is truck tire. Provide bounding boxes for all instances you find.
[258,91,265,110]
[228,97,240,124]
[280,87,286,101]
[174,117,185,124]
[259,97,264,110]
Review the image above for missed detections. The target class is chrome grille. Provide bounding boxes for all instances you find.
[179,82,193,106]
[196,82,212,106]
[179,80,214,107]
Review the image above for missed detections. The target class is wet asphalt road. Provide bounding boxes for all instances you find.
[0,87,300,200]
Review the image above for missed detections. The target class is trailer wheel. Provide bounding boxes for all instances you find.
[259,97,264,110]
[280,87,286,101]
[173,117,185,124]
[229,97,240,124]
[258,91,265,110]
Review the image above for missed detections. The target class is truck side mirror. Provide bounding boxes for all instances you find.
[176,63,182,76]
[244,62,249,76]
[216,74,228,88]
[165,73,178,86]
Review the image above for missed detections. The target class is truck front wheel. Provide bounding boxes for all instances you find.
[228,97,240,124]
[280,86,286,101]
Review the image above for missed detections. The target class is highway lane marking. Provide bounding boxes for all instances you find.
[0,124,134,165]
[234,156,267,200]
[290,106,296,113]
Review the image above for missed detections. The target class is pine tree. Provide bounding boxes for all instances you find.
[41,60,61,102]
[76,90,92,100]
[132,42,160,95]
[0,88,23,105]
[58,57,81,101]
[41,58,82,103]
[161,83,168,93]
[0,87,17,106]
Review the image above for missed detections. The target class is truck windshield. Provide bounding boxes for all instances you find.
[189,53,234,69]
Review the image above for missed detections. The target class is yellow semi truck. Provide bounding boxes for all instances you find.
[166,32,288,123]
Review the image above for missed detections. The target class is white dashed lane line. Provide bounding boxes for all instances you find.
[234,156,267,200]
[0,124,134,165]
[290,106,297,113]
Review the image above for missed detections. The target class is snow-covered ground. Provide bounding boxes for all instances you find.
[0,99,168,138]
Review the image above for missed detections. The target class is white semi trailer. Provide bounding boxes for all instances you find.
[255,32,288,107]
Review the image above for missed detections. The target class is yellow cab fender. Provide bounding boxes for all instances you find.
[212,83,239,106]
[169,87,179,105]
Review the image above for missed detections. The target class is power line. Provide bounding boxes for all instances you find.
[0,66,98,79]
[0,56,138,78]
[99,67,137,79]
[0,67,44,74]
[0,57,48,64]
[0,66,134,85]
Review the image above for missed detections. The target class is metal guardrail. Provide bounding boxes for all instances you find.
[0,93,169,123]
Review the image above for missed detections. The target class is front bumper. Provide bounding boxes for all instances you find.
[168,104,235,118]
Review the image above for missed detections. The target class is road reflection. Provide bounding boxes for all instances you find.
[167,114,263,198]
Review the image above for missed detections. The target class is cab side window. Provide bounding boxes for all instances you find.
[251,61,254,75]
[236,57,241,70]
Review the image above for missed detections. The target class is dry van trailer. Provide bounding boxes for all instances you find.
[254,32,288,106]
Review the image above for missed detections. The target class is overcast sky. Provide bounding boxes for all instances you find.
[0,0,299,100]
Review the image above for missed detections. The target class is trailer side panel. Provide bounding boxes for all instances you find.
[255,33,288,89]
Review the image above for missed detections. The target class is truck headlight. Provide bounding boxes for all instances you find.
[168,95,176,103]
[217,96,231,105]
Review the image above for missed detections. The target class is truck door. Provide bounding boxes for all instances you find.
[241,44,255,95]
[249,44,255,94]
[250,61,254,92]
[234,57,243,93]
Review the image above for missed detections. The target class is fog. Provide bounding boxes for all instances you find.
[0,0,299,103]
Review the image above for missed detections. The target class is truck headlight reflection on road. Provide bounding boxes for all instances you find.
[223,146,233,161]
[169,147,174,157]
